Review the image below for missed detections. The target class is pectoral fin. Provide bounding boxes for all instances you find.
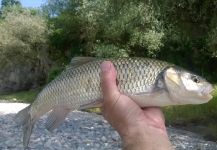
[45,105,71,131]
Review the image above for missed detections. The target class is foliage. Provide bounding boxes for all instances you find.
[93,43,129,58]
[0,6,51,70]
[1,0,21,8]
[43,0,164,58]
[0,88,41,103]
[42,0,217,81]
[47,66,64,82]
[157,0,217,80]
[207,26,217,57]
[42,0,70,17]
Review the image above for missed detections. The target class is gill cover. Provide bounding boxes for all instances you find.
[165,67,180,86]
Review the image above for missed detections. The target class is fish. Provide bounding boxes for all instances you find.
[15,57,214,149]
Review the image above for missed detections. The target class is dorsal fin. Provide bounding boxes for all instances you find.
[67,57,96,69]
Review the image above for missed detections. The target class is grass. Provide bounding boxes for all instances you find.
[0,88,41,103]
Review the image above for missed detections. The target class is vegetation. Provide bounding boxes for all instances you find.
[41,0,217,81]
[0,5,51,75]
[1,0,217,80]
[0,88,40,103]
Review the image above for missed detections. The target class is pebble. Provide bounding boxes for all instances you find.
[0,103,216,150]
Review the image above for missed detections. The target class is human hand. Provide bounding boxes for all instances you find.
[100,61,173,150]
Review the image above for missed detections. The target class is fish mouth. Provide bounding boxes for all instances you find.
[200,85,214,100]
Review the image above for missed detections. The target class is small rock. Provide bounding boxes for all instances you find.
[101,136,107,142]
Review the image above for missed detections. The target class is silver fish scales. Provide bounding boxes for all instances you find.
[33,57,169,115]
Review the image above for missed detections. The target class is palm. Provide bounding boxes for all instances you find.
[102,93,167,137]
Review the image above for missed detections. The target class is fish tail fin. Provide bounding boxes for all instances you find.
[15,105,35,149]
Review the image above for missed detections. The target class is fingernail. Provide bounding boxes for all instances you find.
[101,61,111,73]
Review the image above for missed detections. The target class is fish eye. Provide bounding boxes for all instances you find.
[191,75,200,83]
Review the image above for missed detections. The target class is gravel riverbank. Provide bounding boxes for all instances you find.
[0,103,217,150]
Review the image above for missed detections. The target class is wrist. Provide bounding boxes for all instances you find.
[121,124,173,150]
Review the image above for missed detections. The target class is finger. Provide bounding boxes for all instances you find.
[100,61,120,101]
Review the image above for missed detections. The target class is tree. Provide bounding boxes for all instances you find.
[0,6,52,92]
[1,0,21,8]
[157,0,217,78]
[43,0,217,80]
[42,0,70,17]
[44,0,164,58]
[0,6,51,70]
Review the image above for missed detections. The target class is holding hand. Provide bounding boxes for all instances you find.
[100,61,173,150]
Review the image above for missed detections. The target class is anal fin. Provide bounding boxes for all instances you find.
[45,105,71,131]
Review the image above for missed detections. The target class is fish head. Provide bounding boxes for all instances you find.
[164,67,214,105]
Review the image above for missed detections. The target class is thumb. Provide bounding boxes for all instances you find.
[100,61,120,102]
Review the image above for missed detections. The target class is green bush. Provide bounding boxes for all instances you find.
[47,66,64,82]
[0,6,51,70]
[93,43,129,58]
